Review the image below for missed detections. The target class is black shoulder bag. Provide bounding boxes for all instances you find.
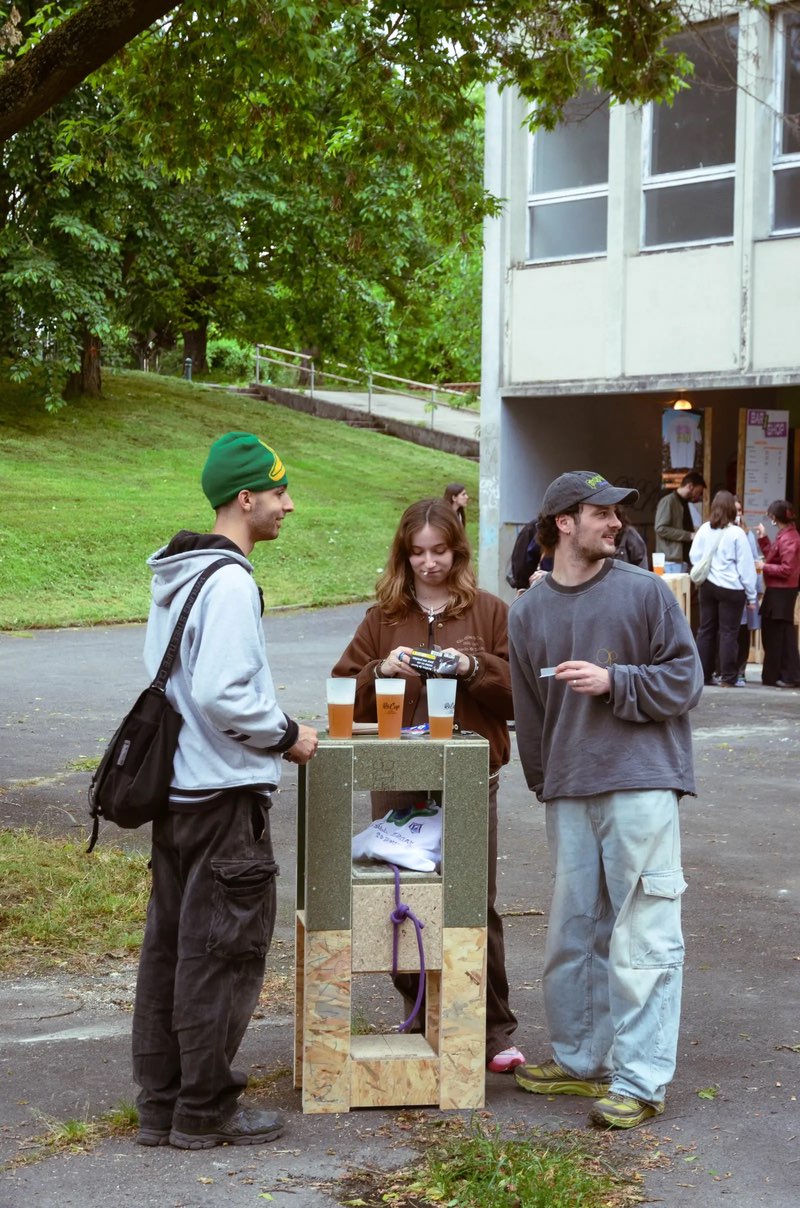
[87,557,237,852]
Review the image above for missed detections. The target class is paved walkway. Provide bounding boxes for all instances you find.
[308,388,481,442]
[1,611,799,1206]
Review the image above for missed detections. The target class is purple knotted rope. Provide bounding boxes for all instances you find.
[388,863,426,1032]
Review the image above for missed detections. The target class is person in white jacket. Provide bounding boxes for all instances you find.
[690,490,757,687]
[133,432,318,1151]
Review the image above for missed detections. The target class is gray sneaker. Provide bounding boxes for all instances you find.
[170,1105,285,1150]
[136,1125,170,1147]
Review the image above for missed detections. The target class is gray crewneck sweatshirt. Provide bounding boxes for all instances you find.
[508,560,703,802]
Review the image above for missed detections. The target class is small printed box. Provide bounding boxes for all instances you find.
[405,648,459,677]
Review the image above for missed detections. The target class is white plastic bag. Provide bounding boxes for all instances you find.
[351,798,442,872]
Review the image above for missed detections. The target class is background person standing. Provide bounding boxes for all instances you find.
[690,490,757,688]
[734,497,763,686]
[655,471,706,572]
[508,470,703,1130]
[443,482,469,525]
[755,500,800,688]
[612,507,648,568]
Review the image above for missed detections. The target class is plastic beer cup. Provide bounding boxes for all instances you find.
[326,678,356,739]
[652,553,665,575]
[375,678,405,739]
[426,678,456,739]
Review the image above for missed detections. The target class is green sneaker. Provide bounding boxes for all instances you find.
[514,1057,611,1098]
[589,1091,665,1130]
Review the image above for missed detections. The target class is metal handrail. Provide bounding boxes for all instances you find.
[254,342,477,431]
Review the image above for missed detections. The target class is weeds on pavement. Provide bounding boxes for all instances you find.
[337,1114,649,1208]
[1,1102,139,1171]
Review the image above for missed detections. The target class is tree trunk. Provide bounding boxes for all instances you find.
[0,1,179,142]
[182,324,208,376]
[298,345,319,387]
[64,330,102,399]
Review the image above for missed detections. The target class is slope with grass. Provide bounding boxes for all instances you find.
[0,371,479,629]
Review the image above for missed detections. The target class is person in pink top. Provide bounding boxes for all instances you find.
[755,500,800,688]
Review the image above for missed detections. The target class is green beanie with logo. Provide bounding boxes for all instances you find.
[201,432,288,509]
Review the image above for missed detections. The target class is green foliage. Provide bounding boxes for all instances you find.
[0,85,148,405]
[0,1,690,401]
[0,369,479,628]
[205,337,254,383]
[386,245,484,384]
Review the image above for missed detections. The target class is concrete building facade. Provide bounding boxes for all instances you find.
[479,2,800,595]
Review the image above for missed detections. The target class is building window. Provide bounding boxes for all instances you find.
[774,9,800,232]
[642,22,739,249]
[527,89,609,262]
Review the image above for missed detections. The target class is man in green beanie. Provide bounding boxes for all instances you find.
[133,431,318,1150]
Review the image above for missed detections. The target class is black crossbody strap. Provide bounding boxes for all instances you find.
[151,557,240,693]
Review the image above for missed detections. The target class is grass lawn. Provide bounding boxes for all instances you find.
[0,370,479,629]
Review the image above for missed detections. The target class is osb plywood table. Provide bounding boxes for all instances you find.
[294,734,489,1114]
[662,572,691,623]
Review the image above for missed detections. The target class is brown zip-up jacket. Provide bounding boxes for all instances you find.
[331,590,513,772]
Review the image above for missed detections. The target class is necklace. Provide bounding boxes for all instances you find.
[412,593,449,623]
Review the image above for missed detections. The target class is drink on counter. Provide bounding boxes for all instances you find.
[326,677,356,739]
[375,678,405,739]
[652,552,665,575]
[426,678,456,740]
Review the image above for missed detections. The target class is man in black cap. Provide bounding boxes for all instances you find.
[507,471,703,1130]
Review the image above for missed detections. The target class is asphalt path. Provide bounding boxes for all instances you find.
[309,389,481,442]
[1,606,799,1206]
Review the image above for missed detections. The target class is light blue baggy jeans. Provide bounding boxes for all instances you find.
[543,789,686,1106]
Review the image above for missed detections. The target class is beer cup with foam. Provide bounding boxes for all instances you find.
[375,678,405,739]
[326,677,356,739]
[426,677,456,739]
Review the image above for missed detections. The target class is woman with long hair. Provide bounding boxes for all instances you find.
[332,498,524,1073]
[690,490,757,687]
[755,500,800,687]
[443,482,468,525]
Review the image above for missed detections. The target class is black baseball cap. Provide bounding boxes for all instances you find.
[541,471,639,517]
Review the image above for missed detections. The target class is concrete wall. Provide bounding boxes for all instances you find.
[508,245,746,383]
[751,239,800,369]
[509,263,609,382]
[624,248,739,376]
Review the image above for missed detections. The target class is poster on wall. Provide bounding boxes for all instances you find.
[661,407,704,491]
[740,409,789,529]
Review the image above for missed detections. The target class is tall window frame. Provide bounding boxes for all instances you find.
[526,88,610,264]
[773,7,800,233]
[641,20,739,250]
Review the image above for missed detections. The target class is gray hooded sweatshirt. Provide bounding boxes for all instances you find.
[143,531,298,808]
